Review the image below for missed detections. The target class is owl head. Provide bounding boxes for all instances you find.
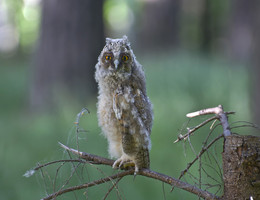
[96,35,136,81]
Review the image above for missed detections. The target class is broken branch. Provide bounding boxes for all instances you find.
[52,143,219,200]
[175,105,234,143]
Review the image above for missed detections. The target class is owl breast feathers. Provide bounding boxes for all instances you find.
[95,35,153,173]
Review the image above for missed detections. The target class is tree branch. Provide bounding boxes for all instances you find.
[178,134,224,180]
[174,116,218,143]
[185,105,234,138]
[42,170,134,200]
[31,105,235,200]
[48,143,220,200]
[140,169,219,200]
[59,142,114,166]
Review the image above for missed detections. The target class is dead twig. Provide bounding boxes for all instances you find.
[177,134,223,181]
[28,143,220,200]
[23,159,86,178]
[187,105,234,137]
[27,105,235,200]
[58,143,219,200]
[103,177,123,200]
[174,116,218,143]
[175,105,234,143]
[42,170,134,200]
[172,105,232,194]
[58,142,115,166]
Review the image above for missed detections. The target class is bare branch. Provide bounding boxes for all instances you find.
[54,143,220,200]
[177,134,223,181]
[103,177,123,200]
[42,170,134,200]
[184,105,234,137]
[174,116,218,143]
[30,105,237,200]
[35,159,86,170]
[186,105,234,118]
[59,142,114,166]
[140,169,219,200]
[230,121,259,130]
[172,105,232,195]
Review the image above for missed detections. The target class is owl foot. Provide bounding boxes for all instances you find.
[112,157,135,171]
[113,157,141,176]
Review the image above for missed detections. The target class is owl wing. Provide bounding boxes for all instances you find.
[132,88,153,135]
[112,85,151,170]
[113,86,152,136]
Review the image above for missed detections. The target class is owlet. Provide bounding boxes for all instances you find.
[95,36,153,173]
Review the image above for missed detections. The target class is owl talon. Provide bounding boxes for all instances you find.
[112,160,120,169]
[112,158,135,170]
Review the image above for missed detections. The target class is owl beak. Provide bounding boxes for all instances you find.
[114,59,119,70]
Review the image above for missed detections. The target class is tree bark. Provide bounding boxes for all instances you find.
[222,134,260,200]
[31,0,104,110]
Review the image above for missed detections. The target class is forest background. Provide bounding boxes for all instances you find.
[0,0,259,199]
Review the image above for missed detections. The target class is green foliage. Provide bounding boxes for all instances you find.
[0,52,251,199]
[3,0,40,53]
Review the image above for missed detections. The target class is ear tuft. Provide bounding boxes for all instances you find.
[122,35,129,43]
[106,38,112,44]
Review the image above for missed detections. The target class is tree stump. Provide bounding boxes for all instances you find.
[222,134,260,200]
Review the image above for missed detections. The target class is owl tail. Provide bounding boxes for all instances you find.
[135,148,150,170]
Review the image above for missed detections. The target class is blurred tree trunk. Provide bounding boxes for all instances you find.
[30,0,104,110]
[200,0,211,53]
[226,0,255,62]
[226,0,260,126]
[137,0,180,51]
[252,6,260,127]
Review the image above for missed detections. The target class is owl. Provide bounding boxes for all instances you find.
[95,36,153,173]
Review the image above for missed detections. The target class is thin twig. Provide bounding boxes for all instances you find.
[174,116,218,143]
[103,177,123,200]
[52,162,81,200]
[201,165,222,185]
[53,161,66,193]
[230,120,258,126]
[62,146,124,199]
[35,159,86,171]
[188,135,197,156]
[209,147,223,182]
[74,108,90,159]
[184,105,234,137]
[54,143,219,200]
[140,169,219,200]
[42,170,134,200]
[162,182,166,200]
[177,134,223,181]
[27,105,236,200]
[66,151,84,184]
[230,124,259,130]
[32,143,220,200]
[38,163,49,196]
[199,154,202,191]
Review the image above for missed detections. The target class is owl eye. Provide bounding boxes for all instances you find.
[121,55,129,62]
[105,55,112,61]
